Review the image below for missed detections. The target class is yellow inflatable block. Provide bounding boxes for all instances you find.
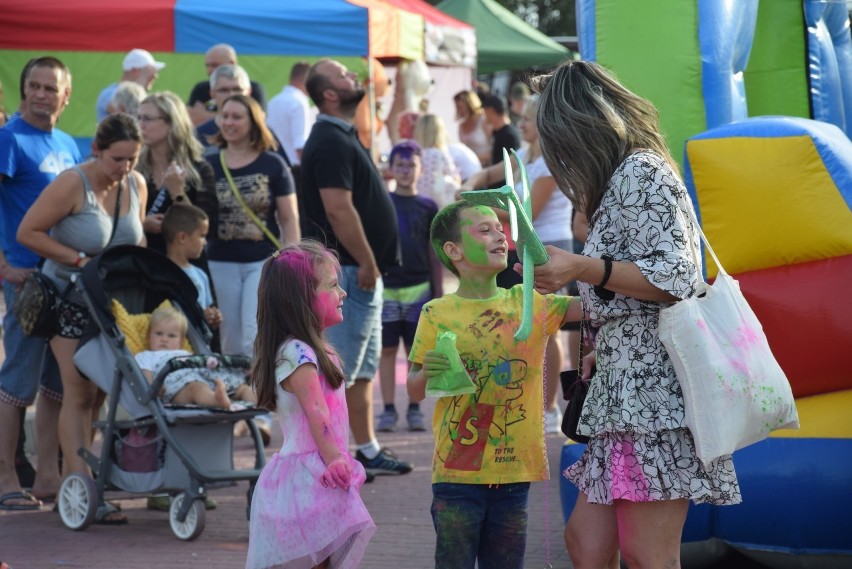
[688,136,852,277]
[770,389,852,438]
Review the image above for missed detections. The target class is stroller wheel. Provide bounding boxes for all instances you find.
[169,493,206,541]
[57,473,98,531]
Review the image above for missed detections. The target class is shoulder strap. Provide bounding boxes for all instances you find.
[218,151,282,249]
[106,177,123,248]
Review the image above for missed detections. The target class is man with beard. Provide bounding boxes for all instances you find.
[300,59,412,481]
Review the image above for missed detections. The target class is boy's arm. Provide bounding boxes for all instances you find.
[561,295,582,325]
[408,364,427,403]
[407,351,450,403]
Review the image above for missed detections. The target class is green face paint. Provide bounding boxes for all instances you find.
[459,206,497,266]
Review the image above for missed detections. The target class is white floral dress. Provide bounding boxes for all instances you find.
[563,151,741,506]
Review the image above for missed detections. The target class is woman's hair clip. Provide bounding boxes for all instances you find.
[271,249,283,260]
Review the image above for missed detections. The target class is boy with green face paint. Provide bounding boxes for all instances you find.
[408,200,581,569]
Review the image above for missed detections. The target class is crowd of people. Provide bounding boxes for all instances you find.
[0,47,731,569]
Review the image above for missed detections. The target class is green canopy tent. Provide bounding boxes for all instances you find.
[437,0,571,74]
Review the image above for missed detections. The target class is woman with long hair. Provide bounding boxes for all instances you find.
[136,91,217,255]
[205,94,299,357]
[412,113,460,208]
[525,60,740,569]
[18,113,147,524]
[453,90,492,167]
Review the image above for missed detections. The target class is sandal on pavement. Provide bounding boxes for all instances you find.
[0,491,42,511]
[95,502,128,525]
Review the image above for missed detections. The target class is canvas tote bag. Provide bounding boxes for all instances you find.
[659,215,799,466]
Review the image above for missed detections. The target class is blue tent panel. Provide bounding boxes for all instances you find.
[174,0,370,56]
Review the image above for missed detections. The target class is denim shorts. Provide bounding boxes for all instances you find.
[0,280,63,406]
[431,481,531,569]
[325,265,383,386]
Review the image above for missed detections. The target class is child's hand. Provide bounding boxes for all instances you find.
[204,306,222,329]
[320,455,351,490]
[422,350,450,379]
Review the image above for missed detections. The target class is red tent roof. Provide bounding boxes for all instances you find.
[384,0,472,29]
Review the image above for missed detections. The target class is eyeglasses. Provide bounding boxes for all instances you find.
[137,114,166,124]
[214,86,246,95]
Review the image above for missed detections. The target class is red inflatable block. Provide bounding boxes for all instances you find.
[732,255,852,398]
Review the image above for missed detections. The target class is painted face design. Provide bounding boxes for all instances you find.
[314,262,346,329]
[458,206,507,270]
[148,318,184,351]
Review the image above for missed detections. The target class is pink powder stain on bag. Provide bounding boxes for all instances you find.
[732,323,760,350]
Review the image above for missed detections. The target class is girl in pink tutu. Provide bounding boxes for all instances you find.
[246,240,376,569]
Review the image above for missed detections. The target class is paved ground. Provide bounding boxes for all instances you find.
[0,379,767,569]
[0,280,767,568]
[0,378,573,569]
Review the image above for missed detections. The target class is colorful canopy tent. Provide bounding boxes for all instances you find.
[436,0,571,74]
[385,0,476,67]
[0,0,426,146]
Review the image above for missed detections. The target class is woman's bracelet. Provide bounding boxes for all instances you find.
[598,256,613,288]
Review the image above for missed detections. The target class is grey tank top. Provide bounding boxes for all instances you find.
[43,165,143,287]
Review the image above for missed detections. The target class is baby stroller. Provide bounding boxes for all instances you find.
[55,245,267,540]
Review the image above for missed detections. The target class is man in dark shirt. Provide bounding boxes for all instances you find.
[301,59,411,479]
[482,94,522,170]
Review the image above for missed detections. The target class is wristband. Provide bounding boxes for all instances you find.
[174,193,187,203]
[74,251,86,267]
[598,256,613,288]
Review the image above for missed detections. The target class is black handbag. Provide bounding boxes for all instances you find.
[12,271,68,338]
[560,317,592,444]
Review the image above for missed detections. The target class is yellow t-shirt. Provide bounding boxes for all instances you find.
[409,285,571,484]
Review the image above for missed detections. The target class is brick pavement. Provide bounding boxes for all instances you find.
[0,368,573,569]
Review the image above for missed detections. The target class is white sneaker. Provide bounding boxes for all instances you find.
[544,407,563,434]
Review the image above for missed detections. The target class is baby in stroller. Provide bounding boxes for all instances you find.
[136,306,256,410]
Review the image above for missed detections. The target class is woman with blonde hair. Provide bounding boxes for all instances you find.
[412,114,460,208]
[453,90,491,167]
[136,91,216,255]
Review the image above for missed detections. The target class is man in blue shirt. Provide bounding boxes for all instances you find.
[0,56,81,511]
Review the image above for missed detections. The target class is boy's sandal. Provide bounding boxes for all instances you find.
[95,502,128,525]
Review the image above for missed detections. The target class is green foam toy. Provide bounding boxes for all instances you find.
[426,331,476,398]
[460,148,549,340]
